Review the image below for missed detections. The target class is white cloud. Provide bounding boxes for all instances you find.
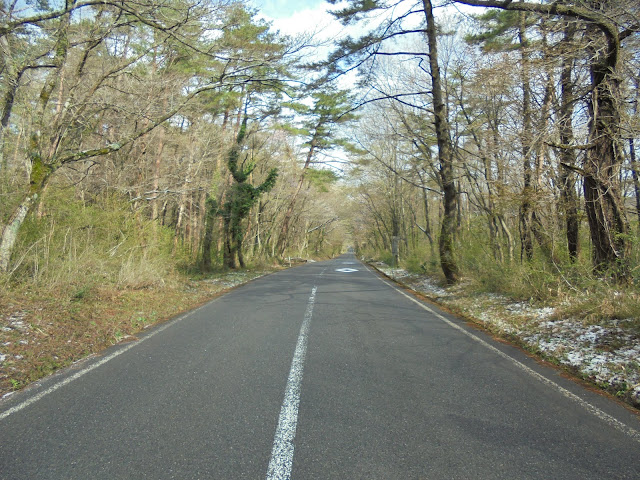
[260,2,344,41]
[253,0,327,19]
[253,2,363,89]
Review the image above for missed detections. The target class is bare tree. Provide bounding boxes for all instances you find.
[455,0,638,281]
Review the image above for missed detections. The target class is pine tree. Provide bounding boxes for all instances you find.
[221,114,278,269]
[325,0,461,283]
[275,87,357,256]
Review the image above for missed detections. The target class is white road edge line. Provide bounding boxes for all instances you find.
[366,265,640,443]
[266,286,317,480]
[0,302,211,421]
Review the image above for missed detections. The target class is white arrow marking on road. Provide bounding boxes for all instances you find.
[335,268,358,273]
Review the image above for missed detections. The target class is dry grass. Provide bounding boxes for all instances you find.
[374,259,640,408]
[0,191,292,397]
[0,270,273,397]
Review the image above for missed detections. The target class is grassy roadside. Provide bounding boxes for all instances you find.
[368,261,640,411]
[0,269,277,398]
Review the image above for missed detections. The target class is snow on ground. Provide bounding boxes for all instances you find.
[374,263,640,408]
[205,271,266,289]
[0,312,31,377]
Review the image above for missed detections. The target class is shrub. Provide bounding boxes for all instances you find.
[7,190,177,293]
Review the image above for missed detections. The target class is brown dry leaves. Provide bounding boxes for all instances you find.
[0,271,271,397]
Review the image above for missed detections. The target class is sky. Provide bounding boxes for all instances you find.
[251,0,344,38]
[252,0,328,19]
[248,0,478,91]
[251,0,355,89]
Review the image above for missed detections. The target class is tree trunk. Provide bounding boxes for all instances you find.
[223,216,236,269]
[201,195,217,272]
[518,11,535,262]
[391,159,401,266]
[630,138,640,233]
[192,190,206,257]
[529,47,558,264]
[0,36,24,173]
[237,224,246,268]
[583,21,630,280]
[630,76,640,234]
[499,215,514,261]
[276,141,316,256]
[173,161,192,253]
[558,23,580,261]
[423,0,459,284]
[151,126,166,222]
[0,195,35,272]
[483,156,502,262]
[419,177,434,249]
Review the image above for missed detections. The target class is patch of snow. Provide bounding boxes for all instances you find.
[375,264,449,298]
[534,307,555,319]
[3,315,31,333]
[371,260,640,407]
[521,318,639,404]
[505,303,555,320]
[414,278,448,297]
[577,326,605,344]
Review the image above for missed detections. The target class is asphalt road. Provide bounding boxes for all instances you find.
[1,254,639,479]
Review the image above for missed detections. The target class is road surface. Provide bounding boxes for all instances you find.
[1,254,639,479]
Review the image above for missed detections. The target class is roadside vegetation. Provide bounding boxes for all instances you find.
[363,236,640,408]
[0,189,284,396]
[0,1,347,395]
[2,1,640,409]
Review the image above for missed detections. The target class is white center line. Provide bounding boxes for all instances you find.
[266,286,317,480]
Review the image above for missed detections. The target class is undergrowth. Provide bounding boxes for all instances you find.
[5,190,182,292]
[365,221,640,323]
[0,191,277,397]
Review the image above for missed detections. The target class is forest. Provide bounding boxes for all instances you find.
[1,1,639,398]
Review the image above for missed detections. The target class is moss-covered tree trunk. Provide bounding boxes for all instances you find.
[0,8,70,273]
[220,114,278,269]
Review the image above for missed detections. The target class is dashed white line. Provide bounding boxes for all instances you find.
[266,286,317,480]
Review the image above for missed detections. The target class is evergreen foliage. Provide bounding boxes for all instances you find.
[221,115,278,269]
